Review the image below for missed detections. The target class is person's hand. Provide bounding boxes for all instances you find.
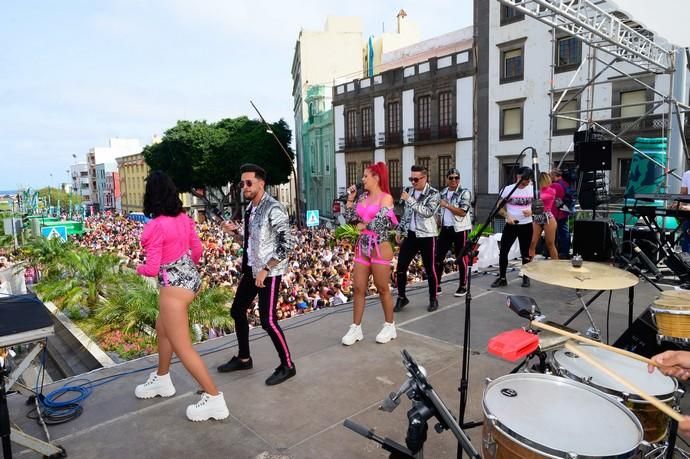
[648,350,690,380]
[400,191,410,201]
[680,416,690,435]
[440,199,449,209]
[505,217,516,225]
[347,185,357,201]
[395,234,403,245]
[522,208,532,217]
[222,220,240,233]
[255,269,268,288]
[356,223,366,231]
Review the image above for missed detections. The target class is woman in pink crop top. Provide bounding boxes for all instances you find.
[341,162,398,346]
[134,171,228,422]
[529,172,559,260]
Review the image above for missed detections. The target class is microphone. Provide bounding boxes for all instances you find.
[631,242,662,280]
[400,186,412,205]
[379,376,413,412]
[529,148,544,216]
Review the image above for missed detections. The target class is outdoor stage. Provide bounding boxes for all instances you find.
[7,269,685,458]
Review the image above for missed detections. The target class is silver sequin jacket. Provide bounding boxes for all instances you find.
[245,193,295,277]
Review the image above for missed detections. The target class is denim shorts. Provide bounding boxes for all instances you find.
[158,254,202,292]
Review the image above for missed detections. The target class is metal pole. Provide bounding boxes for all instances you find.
[668,48,687,194]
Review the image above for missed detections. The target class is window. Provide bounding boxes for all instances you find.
[388,159,401,191]
[386,101,401,145]
[417,95,431,130]
[361,161,372,175]
[556,36,582,71]
[346,162,357,188]
[361,107,372,140]
[554,97,579,134]
[417,157,430,176]
[500,158,520,189]
[499,100,525,140]
[618,157,632,188]
[621,90,647,118]
[501,47,524,83]
[438,156,453,187]
[500,1,524,25]
[324,142,331,174]
[346,110,358,142]
[439,91,453,127]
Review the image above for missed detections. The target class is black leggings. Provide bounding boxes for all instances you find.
[436,227,469,287]
[499,222,533,279]
[231,269,293,368]
[396,231,438,300]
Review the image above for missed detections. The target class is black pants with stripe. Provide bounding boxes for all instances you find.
[396,231,438,301]
[231,268,293,368]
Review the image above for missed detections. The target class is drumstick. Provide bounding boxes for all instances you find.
[530,320,661,368]
[564,342,683,422]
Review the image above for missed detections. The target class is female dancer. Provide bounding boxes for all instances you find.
[529,172,559,260]
[135,170,229,422]
[341,162,399,345]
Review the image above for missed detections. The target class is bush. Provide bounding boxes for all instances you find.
[98,328,156,360]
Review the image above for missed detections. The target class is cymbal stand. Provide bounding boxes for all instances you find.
[562,289,602,340]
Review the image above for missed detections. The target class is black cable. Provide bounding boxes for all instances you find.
[606,290,613,345]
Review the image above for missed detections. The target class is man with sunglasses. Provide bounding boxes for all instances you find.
[218,163,297,386]
[435,168,473,297]
[395,165,441,312]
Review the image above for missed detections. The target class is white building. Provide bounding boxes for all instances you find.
[85,138,141,210]
[70,163,90,202]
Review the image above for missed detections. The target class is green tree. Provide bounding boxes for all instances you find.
[37,187,82,211]
[144,116,294,217]
[19,236,76,280]
[189,286,234,334]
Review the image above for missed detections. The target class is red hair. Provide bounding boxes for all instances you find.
[367,162,390,194]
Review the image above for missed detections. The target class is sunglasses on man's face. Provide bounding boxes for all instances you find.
[409,176,424,183]
[447,176,460,180]
[239,180,255,188]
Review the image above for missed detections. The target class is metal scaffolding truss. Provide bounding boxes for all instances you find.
[495,0,673,73]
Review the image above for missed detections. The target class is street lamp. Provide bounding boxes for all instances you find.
[49,173,53,215]
[250,100,303,228]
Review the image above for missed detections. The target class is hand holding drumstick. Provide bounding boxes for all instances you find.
[648,350,690,434]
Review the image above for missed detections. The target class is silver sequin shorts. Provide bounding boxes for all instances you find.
[158,254,202,292]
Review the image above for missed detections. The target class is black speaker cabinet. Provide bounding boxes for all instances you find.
[572,220,612,261]
[614,306,681,358]
[575,140,612,171]
[621,226,663,263]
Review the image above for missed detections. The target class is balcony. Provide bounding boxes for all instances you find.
[338,134,375,151]
[593,114,690,141]
[378,131,403,147]
[407,123,457,144]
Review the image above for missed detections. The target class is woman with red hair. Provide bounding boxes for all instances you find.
[341,162,399,345]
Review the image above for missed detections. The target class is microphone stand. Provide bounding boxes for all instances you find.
[455,146,532,459]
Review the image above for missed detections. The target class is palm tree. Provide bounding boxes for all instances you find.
[18,236,75,281]
[36,248,120,312]
[189,286,234,335]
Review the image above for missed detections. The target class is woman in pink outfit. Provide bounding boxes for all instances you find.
[134,171,228,422]
[529,172,559,260]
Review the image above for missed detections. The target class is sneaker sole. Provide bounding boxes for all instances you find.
[341,336,363,346]
[376,335,396,344]
[135,387,176,399]
[187,408,230,422]
[454,293,467,297]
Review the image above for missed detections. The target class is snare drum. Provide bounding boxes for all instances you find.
[553,345,678,443]
[483,373,643,458]
[651,298,690,343]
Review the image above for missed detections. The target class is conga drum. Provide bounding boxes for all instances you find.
[651,297,690,343]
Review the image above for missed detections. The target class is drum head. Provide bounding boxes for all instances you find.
[660,290,690,301]
[484,374,642,457]
[553,345,677,400]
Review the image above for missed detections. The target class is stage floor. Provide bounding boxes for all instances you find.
[8,265,689,458]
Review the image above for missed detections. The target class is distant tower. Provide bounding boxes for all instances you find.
[397,9,408,33]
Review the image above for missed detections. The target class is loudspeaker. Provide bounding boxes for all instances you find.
[575,140,612,171]
[614,306,681,358]
[572,220,613,261]
[573,128,606,144]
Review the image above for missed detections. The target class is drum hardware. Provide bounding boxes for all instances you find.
[344,350,480,459]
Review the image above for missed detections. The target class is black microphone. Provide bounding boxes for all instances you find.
[530,148,544,215]
[631,242,662,280]
[400,186,412,205]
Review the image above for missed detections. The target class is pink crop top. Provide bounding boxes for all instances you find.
[136,213,203,277]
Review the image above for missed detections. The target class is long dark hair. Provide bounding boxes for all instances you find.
[143,170,183,217]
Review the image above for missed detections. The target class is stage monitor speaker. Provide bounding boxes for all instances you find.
[572,220,612,261]
[575,140,612,171]
[613,306,681,358]
[573,128,606,144]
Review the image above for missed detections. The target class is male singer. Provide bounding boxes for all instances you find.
[218,163,296,386]
[435,168,473,297]
[395,165,441,312]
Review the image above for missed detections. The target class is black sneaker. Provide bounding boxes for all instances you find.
[394,296,409,312]
[437,286,443,295]
[217,356,253,373]
[521,276,530,288]
[427,298,439,312]
[265,364,296,386]
[491,278,507,288]
[454,286,467,297]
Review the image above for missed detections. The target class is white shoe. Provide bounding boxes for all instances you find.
[186,392,230,422]
[135,371,176,399]
[375,322,397,344]
[341,324,364,346]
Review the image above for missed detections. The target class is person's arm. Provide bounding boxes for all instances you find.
[266,204,295,270]
[443,190,470,217]
[188,217,203,264]
[406,189,440,217]
[136,221,164,277]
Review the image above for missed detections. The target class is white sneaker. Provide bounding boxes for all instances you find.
[341,324,364,346]
[375,322,397,344]
[135,371,176,399]
[186,392,230,422]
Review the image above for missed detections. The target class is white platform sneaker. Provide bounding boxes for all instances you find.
[341,324,364,346]
[375,322,397,344]
[134,372,176,399]
[186,392,230,422]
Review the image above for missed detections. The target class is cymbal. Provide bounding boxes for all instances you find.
[522,260,639,290]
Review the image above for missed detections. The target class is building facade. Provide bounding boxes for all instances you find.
[86,138,141,211]
[70,163,90,203]
[117,152,149,214]
[332,32,475,200]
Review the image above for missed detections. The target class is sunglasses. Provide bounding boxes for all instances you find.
[239,180,255,188]
[447,176,460,180]
[409,176,425,183]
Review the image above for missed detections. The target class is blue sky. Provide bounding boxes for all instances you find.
[0,0,472,190]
